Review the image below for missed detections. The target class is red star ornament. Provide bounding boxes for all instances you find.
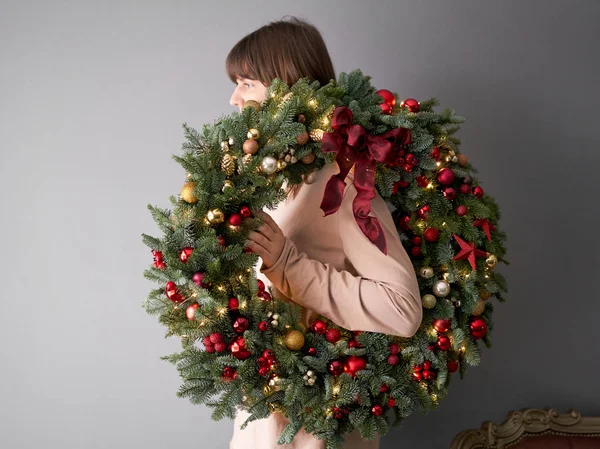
[452,234,488,270]
[472,219,496,242]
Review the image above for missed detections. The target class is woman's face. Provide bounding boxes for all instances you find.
[229,77,267,111]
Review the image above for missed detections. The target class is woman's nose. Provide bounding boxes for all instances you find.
[229,91,243,111]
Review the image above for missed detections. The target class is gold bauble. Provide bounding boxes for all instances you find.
[207,208,224,224]
[301,153,315,164]
[222,180,235,194]
[244,100,262,112]
[479,289,492,301]
[422,294,437,309]
[263,385,273,396]
[247,128,260,140]
[472,300,486,316]
[419,266,434,279]
[277,160,287,171]
[180,182,198,203]
[485,254,498,270]
[295,132,309,145]
[309,129,324,142]
[221,153,236,176]
[284,329,305,351]
[242,138,259,155]
[457,153,468,167]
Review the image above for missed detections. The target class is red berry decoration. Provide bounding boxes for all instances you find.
[325,328,342,344]
[222,366,235,379]
[431,147,441,160]
[424,228,440,242]
[470,317,488,339]
[405,153,418,166]
[179,247,194,263]
[214,342,226,352]
[388,354,399,366]
[344,355,366,376]
[447,360,459,373]
[416,175,429,188]
[418,205,430,219]
[209,332,223,344]
[436,334,451,351]
[258,367,269,377]
[257,279,265,291]
[258,321,269,332]
[401,98,419,112]
[348,340,358,348]
[262,349,274,358]
[165,281,184,303]
[307,347,317,356]
[437,168,456,186]
[371,405,384,416]
[228,297,239,310]
[328,360,344,376]
[433,319,451,333]
[398,215,411,230]
[403,163,414,173]
[230,336,251,360]
[376,89,396,107]
[456,205,469,216]
[228,213,242,226]
[240,206,252,218]
[443,187,457,201]
[333,407,345,419]
[233,317,249,334]
[380,384,389,393]
[217,236,225,246]
[389,343,400,354]
[472,186,484,198]
[459,184,471,195]
[311,319,327,335]
[411,246,422,257]
[186,303,199,320]
[412,236,422,246]
[387,398,396,407]
[422,369,437,380]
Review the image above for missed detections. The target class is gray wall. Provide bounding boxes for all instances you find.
[1,1,599,448]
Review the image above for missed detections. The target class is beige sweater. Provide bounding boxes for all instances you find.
[230,160,423,449]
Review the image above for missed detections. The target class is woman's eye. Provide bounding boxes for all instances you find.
[244,83,251,88]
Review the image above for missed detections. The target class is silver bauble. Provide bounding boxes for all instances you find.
[432,280,451,297]
[260,156,278,174]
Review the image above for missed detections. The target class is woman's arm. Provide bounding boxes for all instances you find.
[260,182,423,337]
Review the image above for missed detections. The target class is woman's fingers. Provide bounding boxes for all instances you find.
[257,211,282,235]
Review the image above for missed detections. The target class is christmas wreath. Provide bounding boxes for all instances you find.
[142,69,508,448]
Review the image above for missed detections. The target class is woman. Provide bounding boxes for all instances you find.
[226,16,423,449]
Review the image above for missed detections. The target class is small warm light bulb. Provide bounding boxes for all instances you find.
[217,285,225,292]
[218,308,227,316]
[199,320,206,326]
[442,222,446,226]
[429,328,438,337]
[460,345,466,352]
[309,99,317,107]
[332,385,340,396]
[431,393,438,401]
[240,301,247,309]
[427,183,434,189]
[436,161,441,167]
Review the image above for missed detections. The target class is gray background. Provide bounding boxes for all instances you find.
[1,1,599,448]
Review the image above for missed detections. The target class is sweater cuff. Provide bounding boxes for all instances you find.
[260,237,293,275]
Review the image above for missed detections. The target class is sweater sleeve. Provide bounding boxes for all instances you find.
[259,182,423,337]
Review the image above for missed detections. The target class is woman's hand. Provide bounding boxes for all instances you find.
[245,211,286,268]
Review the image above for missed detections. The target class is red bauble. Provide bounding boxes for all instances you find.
[403,163,414,173]
[344,355,367,376]
[307,347,317,356]
[222,366,234,379]
[228,297,239,310]
[257,279,265,291]
[257,356,268,367]
[424,228,440,242]
[165,281,184,303]
[258,367,269,377]
[436,334,451,351]
[470,317,488,339]
[447,360,459,373]
[433,319,451,333]
[333,407,345,419]
[233,317,249,333]
[217,236,225,246]
[262,349,274,358]
[258,290,272,301]
[387,397,396,407]
[427,344,436,351]
[422,369,437,380]
[240,206,252,218]
[230,336,251,360]
[192,272,208,287]
[412,371,423,382]
[209,332,223,344]
[459,184,471,195]
[258,321,269,332]
[456,205,469,216]
[392,180,409,194]
[348,340,359,348]
[472,186,484,198]
[371,405,384,416]
[387,354,399,366]
[152,250,166,270]
[405,153,418,166]
[411,246,422,257]
[389,343,400,355]
[416,175,429,188]
[418,205,430,219]
[186,303,199,320]
[326,328,342,344]
[228,213,242,226]
[328,360,344,376]
[214,342,226,352]
[423,361,431,370]
[179,247,194,263]
[380,384,389,393]
[412,236,423,246]
[431,147,441,160]
[379,102,392,115]
[437,168,456,186]
[402,98,420,112]
[311,319,327,335]
[376,89,396,107]
[443,187,457,201]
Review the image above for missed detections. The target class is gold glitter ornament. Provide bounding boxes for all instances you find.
[207,208,224,224]
[180,182,198,204]
[283,330,305,351]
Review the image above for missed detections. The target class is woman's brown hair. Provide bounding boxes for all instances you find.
[226,16,336,199]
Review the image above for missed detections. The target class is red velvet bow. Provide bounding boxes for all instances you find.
[319,106,412,255]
